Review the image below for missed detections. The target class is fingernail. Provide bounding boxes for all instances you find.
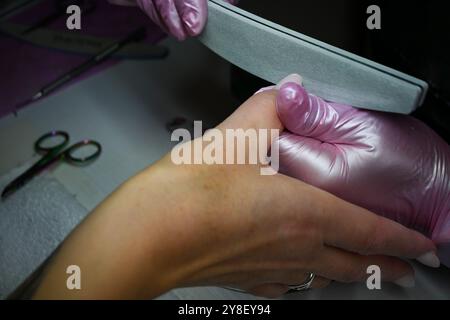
[183,10,203,36]
[255,74,303,95]
[254,85,276,95]
[394,274,415,288]
[276,74,303,89]
[277,82,307,112]
[417,251,440,268]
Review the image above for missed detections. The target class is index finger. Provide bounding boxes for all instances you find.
[317,189,438,263]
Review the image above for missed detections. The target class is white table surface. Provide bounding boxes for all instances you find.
[0,38,449,300]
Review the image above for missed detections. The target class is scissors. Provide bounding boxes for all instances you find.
[1,130,101,199]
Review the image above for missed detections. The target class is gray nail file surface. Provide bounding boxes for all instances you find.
[198,0,428,114]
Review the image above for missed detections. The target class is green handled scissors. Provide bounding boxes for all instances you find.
[1,130,101,199]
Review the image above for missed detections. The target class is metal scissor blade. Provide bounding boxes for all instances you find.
[0,22,168,60]
[198,0,429,114]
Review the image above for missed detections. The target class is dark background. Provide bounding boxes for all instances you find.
[232,0,450,143]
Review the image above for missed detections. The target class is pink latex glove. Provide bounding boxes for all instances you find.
[275,79,450,268]
[131,0,236,40]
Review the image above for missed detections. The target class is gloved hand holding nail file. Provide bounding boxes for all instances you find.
[110,0,237,40]
[276,76,450,268]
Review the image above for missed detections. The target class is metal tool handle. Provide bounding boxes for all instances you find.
[64,140,102,165]
[35,130,69,153]
[39,27,147,97]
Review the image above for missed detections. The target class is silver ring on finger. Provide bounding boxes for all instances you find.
[288,272,316,292]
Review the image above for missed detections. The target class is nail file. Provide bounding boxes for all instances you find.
[198,0,428,114]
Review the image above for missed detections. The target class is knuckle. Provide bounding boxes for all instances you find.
[360,216,386,255]
[360,235,376,255]
[276,215,323,270]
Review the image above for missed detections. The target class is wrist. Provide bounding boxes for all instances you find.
[139,157,251,291]
[135,161,227,294]
[33,161,206,299]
